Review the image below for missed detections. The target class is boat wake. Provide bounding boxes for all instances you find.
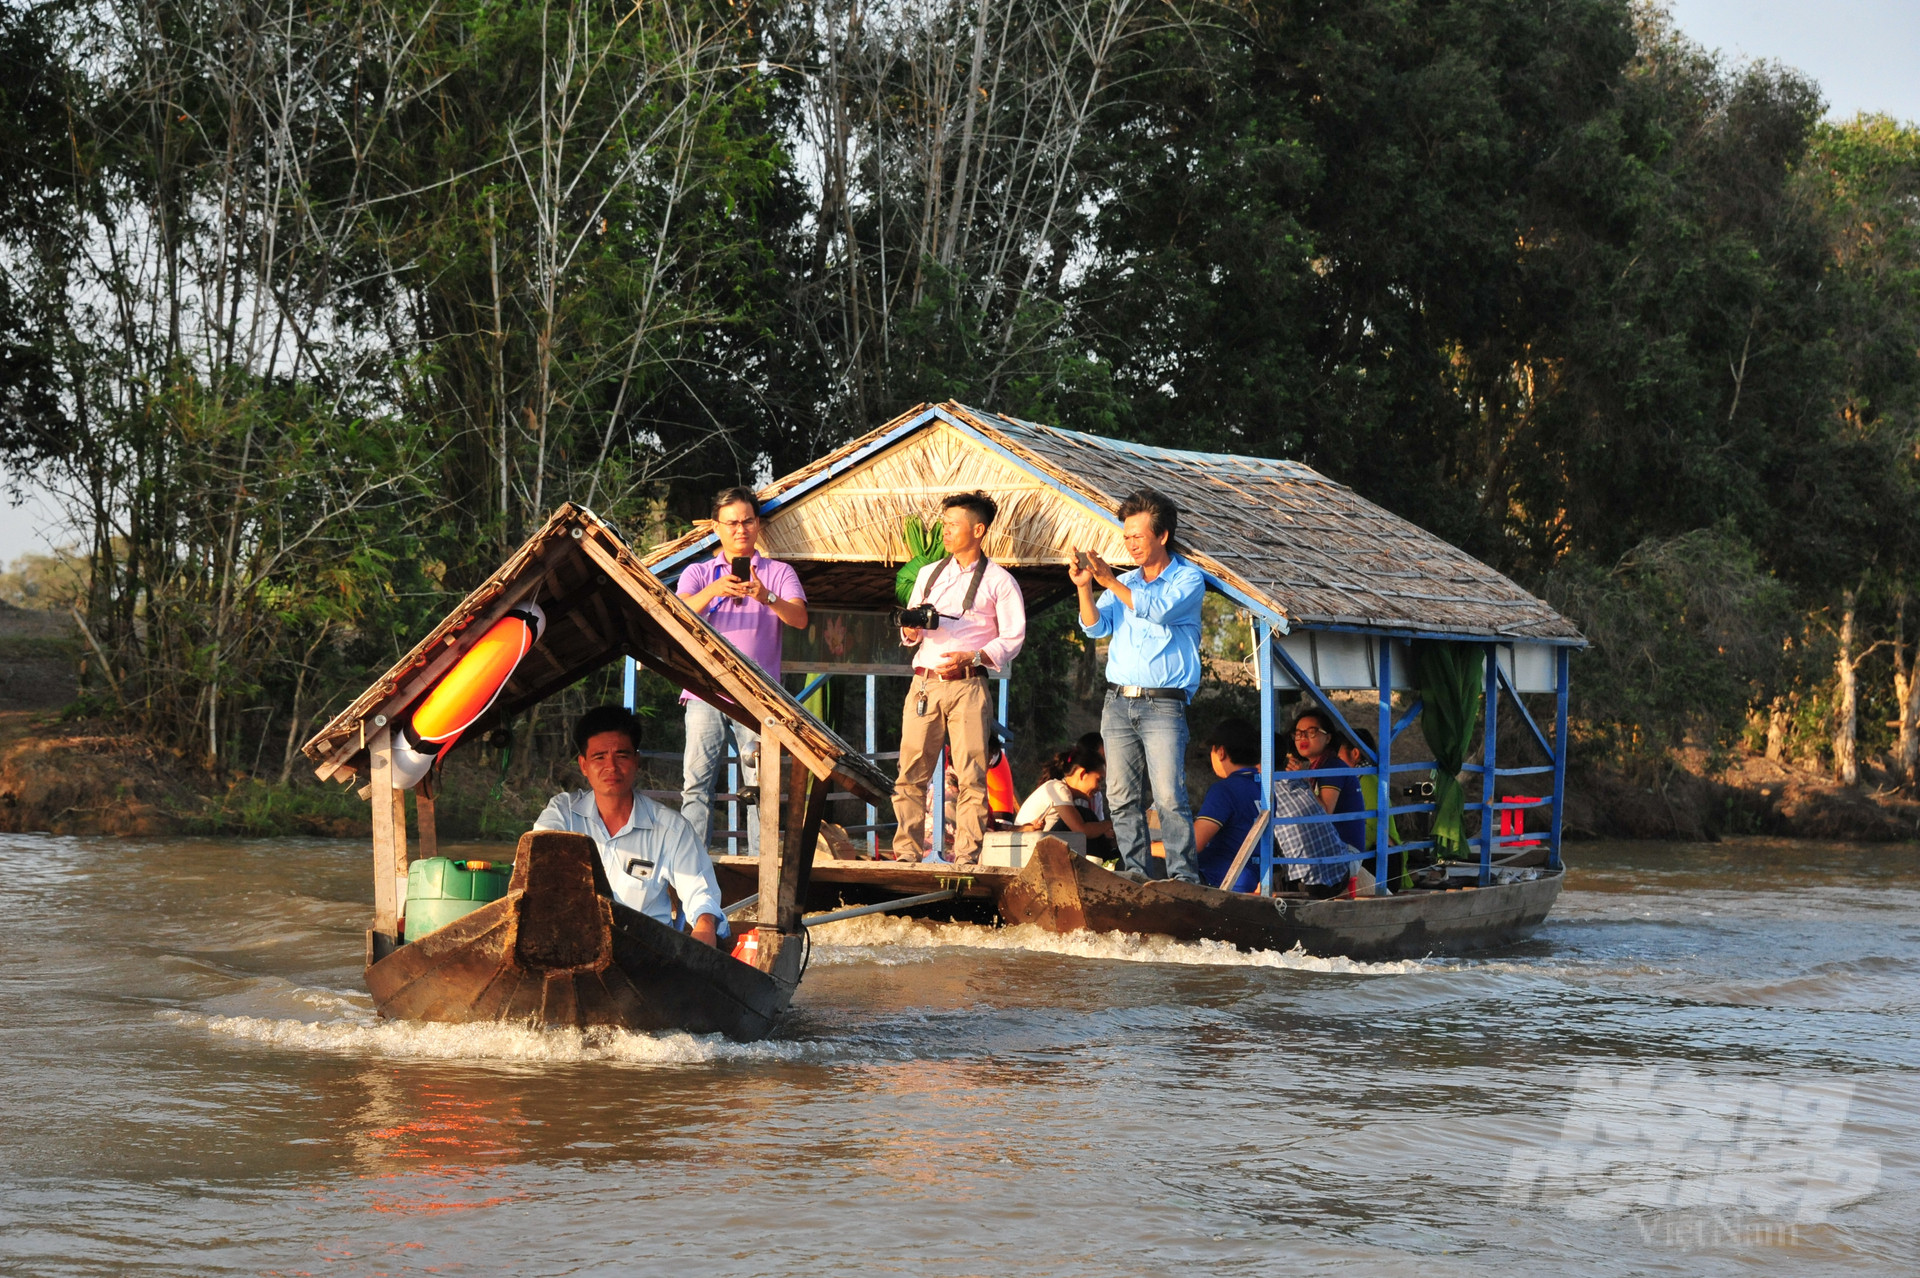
[806,913,1431,974]
[161,1006,839,1066]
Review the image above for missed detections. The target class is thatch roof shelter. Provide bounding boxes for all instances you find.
[302,503,890,800]
[643,401,1582,648]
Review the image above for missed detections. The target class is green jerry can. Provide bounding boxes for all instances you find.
[403,857,510,943]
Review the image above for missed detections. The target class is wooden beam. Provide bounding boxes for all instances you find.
[391,783,410,918]
[368,727,400,936]
[415,791,438,861]
[757,731,784,930]
[783,757,830,929]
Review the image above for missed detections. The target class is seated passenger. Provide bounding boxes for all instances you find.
[533,705,727,947]
[1338,728,1401,884]
[1193,717,1263,893]
[1014,743,1115,857]
[1271,770,1361,898]
[1291,708,1367,850]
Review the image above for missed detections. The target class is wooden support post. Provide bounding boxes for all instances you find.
[368,727,400,937]
[757,731,785,927]
[783,755,829,928]
[753,728,832,933]
[391,784,410,920]
[415,791,438,862]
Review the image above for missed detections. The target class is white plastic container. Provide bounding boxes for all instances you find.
[979,830,1087,869]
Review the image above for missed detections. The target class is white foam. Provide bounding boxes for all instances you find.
[161,1008,833,1066]
[805,913,1430,974]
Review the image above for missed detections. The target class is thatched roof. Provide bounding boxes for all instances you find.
[300,504,892,800]
[645,402,1583,644]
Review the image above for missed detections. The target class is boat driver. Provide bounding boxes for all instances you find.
[533,705,728,946]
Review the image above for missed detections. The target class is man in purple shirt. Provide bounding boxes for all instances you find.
[677,486,808,854]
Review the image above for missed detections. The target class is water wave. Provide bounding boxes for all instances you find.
[161,1008,840,1066]
[806,913,1432,974]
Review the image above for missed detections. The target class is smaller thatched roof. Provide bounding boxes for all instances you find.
[300,504,891,801]
[644,402,1584,644]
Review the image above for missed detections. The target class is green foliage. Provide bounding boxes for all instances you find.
[1541,527,1793,773]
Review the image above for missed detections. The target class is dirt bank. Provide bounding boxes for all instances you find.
[0,716,205,835]
[1560,753,1920,843]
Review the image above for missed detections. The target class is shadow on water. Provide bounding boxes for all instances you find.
[1,832,1915,1275]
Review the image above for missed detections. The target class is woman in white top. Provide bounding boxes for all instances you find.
[1014,743,1115,843]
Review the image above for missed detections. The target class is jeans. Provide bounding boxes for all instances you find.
[681,698,759,856]
[1102,691,1200,882]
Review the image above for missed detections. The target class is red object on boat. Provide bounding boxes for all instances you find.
[1500,797,1544,848]
[730,927,761,965]
[986,752,1017,817]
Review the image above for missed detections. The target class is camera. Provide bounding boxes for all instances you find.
[892,604,941,630]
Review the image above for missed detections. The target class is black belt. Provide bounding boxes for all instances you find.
[1108,683,1188,702]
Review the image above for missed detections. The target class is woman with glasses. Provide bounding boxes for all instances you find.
[1291,709,1367,853]
[676,486,809,855]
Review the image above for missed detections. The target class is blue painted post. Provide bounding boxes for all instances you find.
[1256,621,1275,895]
[1479,643,1498,885]
[1376,639,1393,893]
[621,656,636,710]
[866,673,878,856]
[1551,645,1569,872]
[998,675,1009,727]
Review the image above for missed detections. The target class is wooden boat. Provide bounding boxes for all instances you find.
[366,830,804,1039]
[303,504,892,1041]
[999,840,1562,960]
[716,840,1561,960]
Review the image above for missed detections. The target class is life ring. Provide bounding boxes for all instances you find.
[390,602,546,789]
[986,751,1017,818]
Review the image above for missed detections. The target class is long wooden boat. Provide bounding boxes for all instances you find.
[366,830,802,1039]
[715,839,1561,960]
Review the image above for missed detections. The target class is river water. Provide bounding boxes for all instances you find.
[1,833,1914,1276]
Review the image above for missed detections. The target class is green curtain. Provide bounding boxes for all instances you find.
[1411,640,1484,861]
[895,515,945,604]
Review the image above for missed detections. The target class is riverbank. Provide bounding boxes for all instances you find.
[4,708,1915,844]
[0,711,553,840]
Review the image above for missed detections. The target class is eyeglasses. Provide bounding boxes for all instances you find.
[716,518,759,530]
[1292,727,1326,739]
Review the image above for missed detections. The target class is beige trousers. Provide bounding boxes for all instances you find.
[891,675,992,864]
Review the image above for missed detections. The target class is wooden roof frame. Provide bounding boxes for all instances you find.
[643,402,1586,646]
[300,504,892,802]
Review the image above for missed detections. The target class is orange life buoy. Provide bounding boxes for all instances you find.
[390,603,545,789]
[986,752,1017,817]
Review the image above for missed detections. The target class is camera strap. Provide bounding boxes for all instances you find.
[920,554,990,615]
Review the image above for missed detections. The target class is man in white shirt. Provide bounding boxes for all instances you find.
[892,491,1027,866]
[533,705,727,944]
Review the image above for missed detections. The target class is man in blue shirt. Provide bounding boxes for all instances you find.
[1071,488,1207,883]
[1194,717,1264,892]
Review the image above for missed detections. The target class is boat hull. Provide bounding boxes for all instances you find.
[1000,840,1562,959]
[367,831,801,1041]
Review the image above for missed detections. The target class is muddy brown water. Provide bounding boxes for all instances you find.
[2,834,1915,1276]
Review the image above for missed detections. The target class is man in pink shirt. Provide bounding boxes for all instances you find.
[677,486,808,854]
[892,491,1026,866]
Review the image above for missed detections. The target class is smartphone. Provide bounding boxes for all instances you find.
[730,556,751,581]
[1074,549,1091,573]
